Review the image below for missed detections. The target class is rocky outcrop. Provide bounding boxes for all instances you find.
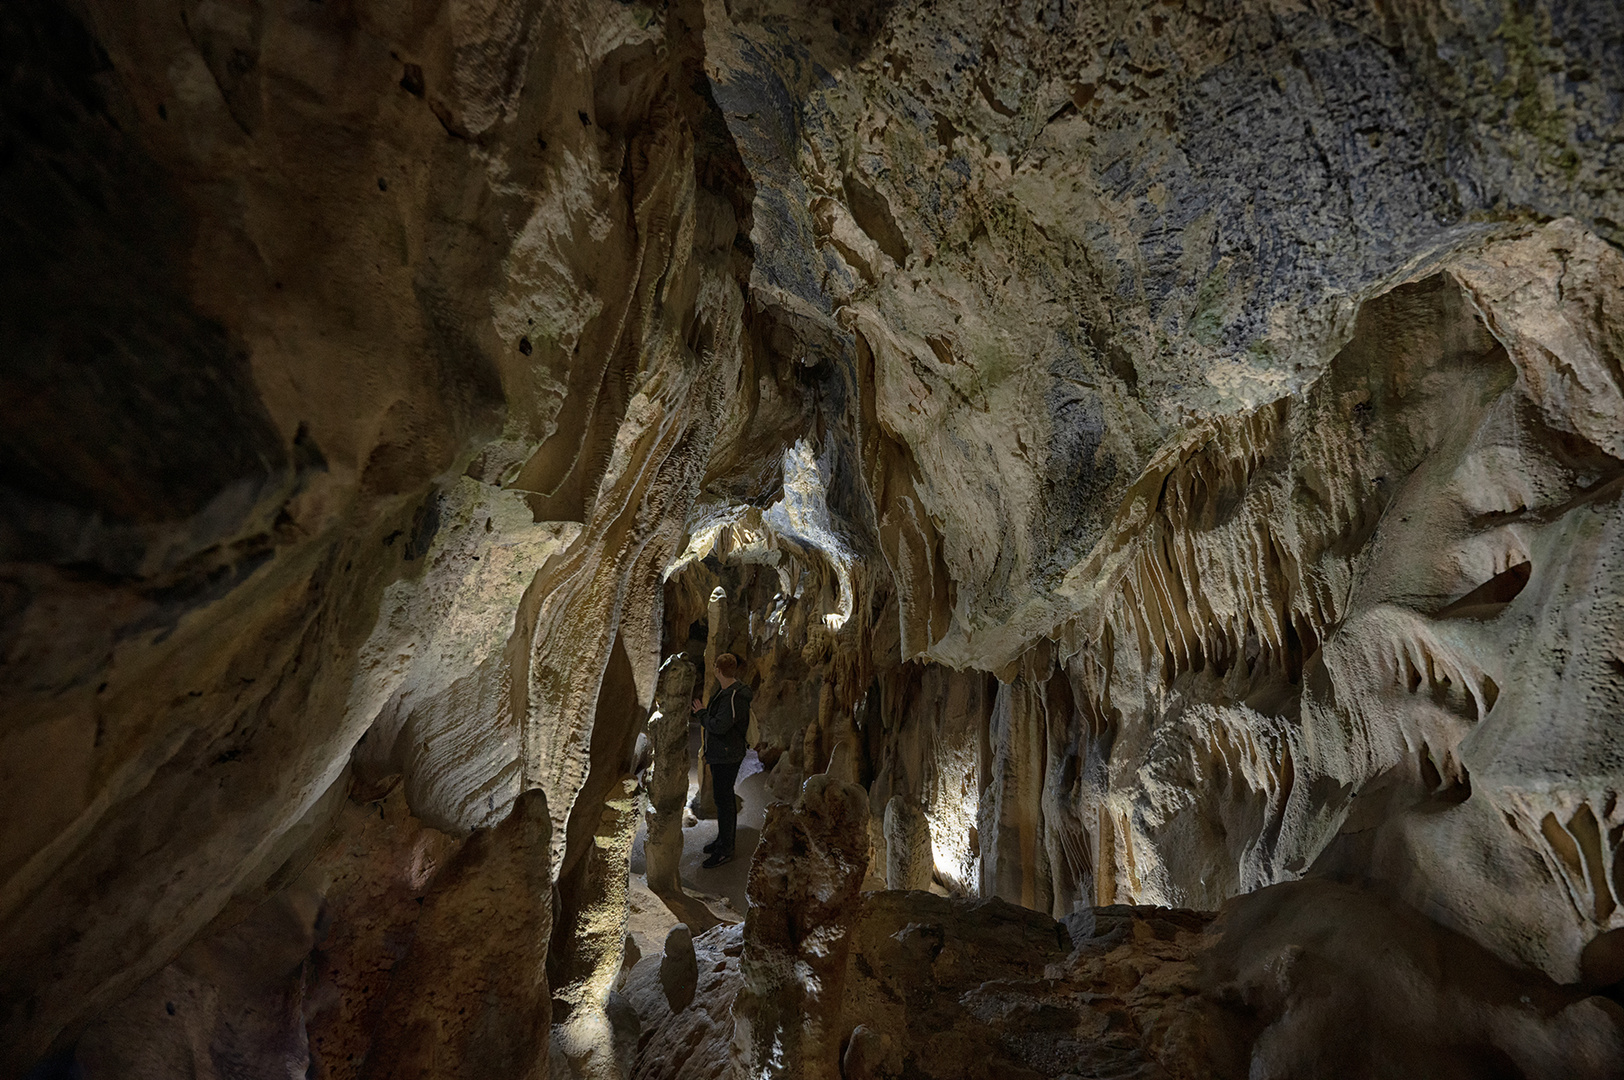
[1203,880,1624,1080]
[623,923,743,1080]
[632,882,1624,1079]
[705,0,1624,668]
[657,925,698,1015]
[70,888,330,1079]
[1,0,756,1068]
[356,788,553,1080]
[643,657,719,934]
[936,226,1621,980]
[882,794,934,891]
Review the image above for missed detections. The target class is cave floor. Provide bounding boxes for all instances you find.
[625,724,769,958]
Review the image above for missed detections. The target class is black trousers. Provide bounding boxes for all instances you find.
[710,759,740,853]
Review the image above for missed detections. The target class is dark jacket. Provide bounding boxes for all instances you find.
[697,681,753,765]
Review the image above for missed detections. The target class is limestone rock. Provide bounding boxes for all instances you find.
[298,782,465,1078]
[623,923,745,1080]
[883,796,934,892]
[705,0,1624,671]
[659,925,698,1014]
[0,0,754,1066]
[1202,880,1624,1080]
[551,776,644,1080]
[840,1025,902,1080]
[733,774,872,1079]
[4,0,1624,1075]
[357,788,553,1080]
[636,882,1624,1078]
[643,658,719,933]
[72,889,328,1080]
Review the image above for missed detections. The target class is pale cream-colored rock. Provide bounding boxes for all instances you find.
[883,795,934,892]
[552,777,643,1080]
[704,0,1623,675]
[1019,228,1624,980]
[347,478,579,835]
[643,657,720,934]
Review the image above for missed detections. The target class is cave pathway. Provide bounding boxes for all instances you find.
[626,724,770,954]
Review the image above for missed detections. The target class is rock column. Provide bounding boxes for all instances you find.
[732,774,871,1079]
[695,587,730,818]
[883,795,934,891]
[644,656,718,932]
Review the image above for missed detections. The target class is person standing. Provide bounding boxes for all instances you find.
[691,652,752,868]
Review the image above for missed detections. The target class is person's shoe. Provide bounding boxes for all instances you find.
[701,850,733,868]
[702,838,720,853]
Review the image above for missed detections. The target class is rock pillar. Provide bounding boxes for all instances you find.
[884,795,934,891]
[644,656,718,932]
[732,774,871,1079]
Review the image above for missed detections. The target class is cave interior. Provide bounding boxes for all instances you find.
[2,0,1624,1077]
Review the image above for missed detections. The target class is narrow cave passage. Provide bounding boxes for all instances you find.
[4,0,1624,1078]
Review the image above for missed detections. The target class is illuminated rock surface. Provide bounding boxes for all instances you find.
[1,0,1621,1076]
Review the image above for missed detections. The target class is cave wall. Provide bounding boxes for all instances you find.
[704,0,1623,668]
[975,238,1624,980]
[686,0,1624,985]
[0,0,768,1070]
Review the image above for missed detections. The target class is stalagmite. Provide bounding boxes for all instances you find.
[658,925,698,1015]
[733,776,872,1080]
[551,776,643,1080]
[643,657,718,934]
[883,795,934,892]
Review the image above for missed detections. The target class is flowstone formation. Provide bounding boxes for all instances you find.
[1,0,1621,1077]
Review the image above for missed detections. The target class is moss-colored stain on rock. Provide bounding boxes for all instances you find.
[1186,258,1234,347]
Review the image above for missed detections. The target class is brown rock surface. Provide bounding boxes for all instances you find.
[733,774,873,1079]
[357,788,553,1080]
[658,925,699,1015]
[632,882,1624,1079]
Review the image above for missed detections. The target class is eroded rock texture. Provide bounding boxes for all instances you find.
[2,0,1622,1076]
[732,774,873,1079]
[633,880,1624,1079]
[2,0,757,1069]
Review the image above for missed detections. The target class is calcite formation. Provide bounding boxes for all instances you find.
[731,775,873,1079]
[1,0,1621,1076]
[632,880,1624,1080]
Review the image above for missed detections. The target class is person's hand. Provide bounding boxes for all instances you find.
[691,697,702,711]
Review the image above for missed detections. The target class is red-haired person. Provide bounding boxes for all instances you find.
[691,652,752,867]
